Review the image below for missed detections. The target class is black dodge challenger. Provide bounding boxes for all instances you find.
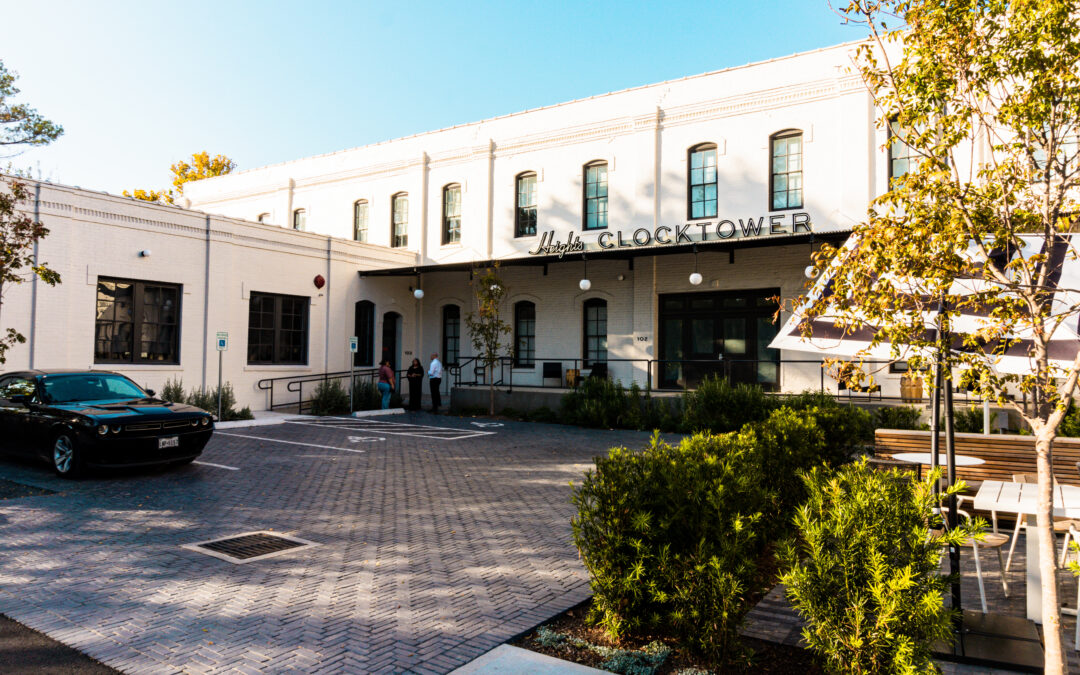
[0,370,214,478]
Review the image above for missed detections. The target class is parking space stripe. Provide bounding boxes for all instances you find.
[284,420,494,440]
[192,460,240,471]
[215,431,369,453]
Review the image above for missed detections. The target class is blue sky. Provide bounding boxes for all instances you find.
[2,1,859,195]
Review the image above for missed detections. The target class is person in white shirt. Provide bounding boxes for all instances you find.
[427,353,443,413]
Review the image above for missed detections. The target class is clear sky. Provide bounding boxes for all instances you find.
[2,1,861,195]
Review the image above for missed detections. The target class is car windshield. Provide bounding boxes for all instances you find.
[42,374,148,403]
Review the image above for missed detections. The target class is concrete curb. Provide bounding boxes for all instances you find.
[351,408,406,418]
[448,644,606,674]
[214,418,287,429]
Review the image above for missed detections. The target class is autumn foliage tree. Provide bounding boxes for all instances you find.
[797,2,1080,670]
[125,151,236,204]
[0,58,62,363]
[464,266,510,415]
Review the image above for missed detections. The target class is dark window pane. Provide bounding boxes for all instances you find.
[248,292,309,365]
[583,163,608,230]
[770,132,803,211]
[95,278,179,364]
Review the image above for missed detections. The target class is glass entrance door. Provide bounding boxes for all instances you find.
[657,289,780,390]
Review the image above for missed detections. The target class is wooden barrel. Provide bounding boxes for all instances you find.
[900,375,924,403]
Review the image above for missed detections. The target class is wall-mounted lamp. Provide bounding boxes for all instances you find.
[139,249,152,258]
[579,255,591,291]
[804,233,818,279]
[413,288,425,299]
[616,274,626,282]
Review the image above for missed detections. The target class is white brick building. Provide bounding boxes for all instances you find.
[5,40,917,410]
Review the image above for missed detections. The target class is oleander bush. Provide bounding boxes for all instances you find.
[163,378,253,421]
[571,432,770,662]
[309,379,350,416]
[780,461,960,674]
[873,405,926,431]
[681,376,773,433]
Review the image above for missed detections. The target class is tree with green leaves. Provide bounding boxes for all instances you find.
[1,60,63,152]
[0,59,62,364]
[125,151,236,204]
[798,2,1080,670]
[464,266,510,415]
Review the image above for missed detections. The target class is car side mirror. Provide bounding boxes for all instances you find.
[145,389,156,397]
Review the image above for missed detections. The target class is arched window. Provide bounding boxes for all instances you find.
[583,299,607,368]
[769,130,803,210]
[354,300,374,366]
[391,193,408,247]
[442,184,461,245]
[292,208,306,231]
[515,172,537,237]
[688,144,718,219]
[353,200,369,242]
[514,301,536,367]
[442,304,460,367]
[256,213,270,224]
[583,161,608,230]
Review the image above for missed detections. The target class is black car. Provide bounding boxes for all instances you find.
[0,370,214,478]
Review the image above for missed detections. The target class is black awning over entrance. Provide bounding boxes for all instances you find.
[358,229,851,277]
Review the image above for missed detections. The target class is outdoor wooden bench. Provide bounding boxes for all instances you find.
[874,429,1080,487]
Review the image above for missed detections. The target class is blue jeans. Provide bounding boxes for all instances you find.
[378,382,391,409]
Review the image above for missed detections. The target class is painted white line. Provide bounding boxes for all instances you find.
[284,420,494,440]
[215,431,367,454]
[347,436,386,443]
[192,460,240,471]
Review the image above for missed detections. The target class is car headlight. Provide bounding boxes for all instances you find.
[200,417,209,426]
[190,418,199,427]
[96,425,108,436]
[110,426,121,434]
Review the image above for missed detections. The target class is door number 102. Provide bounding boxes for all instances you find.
[636,336,649,342]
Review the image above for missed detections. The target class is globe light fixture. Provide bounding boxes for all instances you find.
[804,265,819,280]
[413,288,425,300]
[579,278,592,291]
[689,272,703,286]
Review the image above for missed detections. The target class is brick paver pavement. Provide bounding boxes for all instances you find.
[0,413,662,674]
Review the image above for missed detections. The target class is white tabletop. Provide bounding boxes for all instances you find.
[973,479,1080,517]
[891,452,986,466]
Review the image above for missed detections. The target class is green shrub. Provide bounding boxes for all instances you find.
[953,405,997,433]
[780,461,956,674]
[873,405,926,431]
[681,376,774,433]
[309,379,350,416]
[1061,403,1080,437]
[185,383,252,421]
[571,432,771,663]
[351,380,382,411]
[161,377,185,403]
[561,378,635,429]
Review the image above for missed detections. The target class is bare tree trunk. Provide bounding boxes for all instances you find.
[488,364,495,416]
[1036,431,1064,674]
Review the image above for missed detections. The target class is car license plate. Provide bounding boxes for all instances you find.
[158,436,180,449]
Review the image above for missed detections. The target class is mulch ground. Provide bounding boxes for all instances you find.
[511,600,824,674]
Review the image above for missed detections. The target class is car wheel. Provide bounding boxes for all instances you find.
[51,432,83,479]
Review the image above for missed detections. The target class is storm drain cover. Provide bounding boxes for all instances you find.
[182,531,318,564]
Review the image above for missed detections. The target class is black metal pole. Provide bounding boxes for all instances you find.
[931,359,942,498]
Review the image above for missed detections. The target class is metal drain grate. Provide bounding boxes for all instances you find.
[182,531,318,564]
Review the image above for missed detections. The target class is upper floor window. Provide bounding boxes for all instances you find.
[583,298,607,368]
[514,301,536,368]
[515,172,537,237]
[442,304,460,367]
[770,130,803,210]
[583,161,608,230]
[256,213,270,224]
[247,292,309,365]
[95,277,181,364]
[888,122,918,180]
[292,208,306,230]
[391,193,408,248]
[689,144,718,219]
[443,184,461,245]
[353,200,369,242]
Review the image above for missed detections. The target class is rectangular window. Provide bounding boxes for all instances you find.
[515,174,537,237]
[392,194,408,248]
[443,185,461,245]
[247,292,309,365]
[514,302,536,367]
[293,209,306,230]
[583,300,607,368]
[770,132,803,210]
[584,162,608,230]
[689,146,718,219]
[888,123,919,180]
[354,201,368,242]
[95,277,181,364]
